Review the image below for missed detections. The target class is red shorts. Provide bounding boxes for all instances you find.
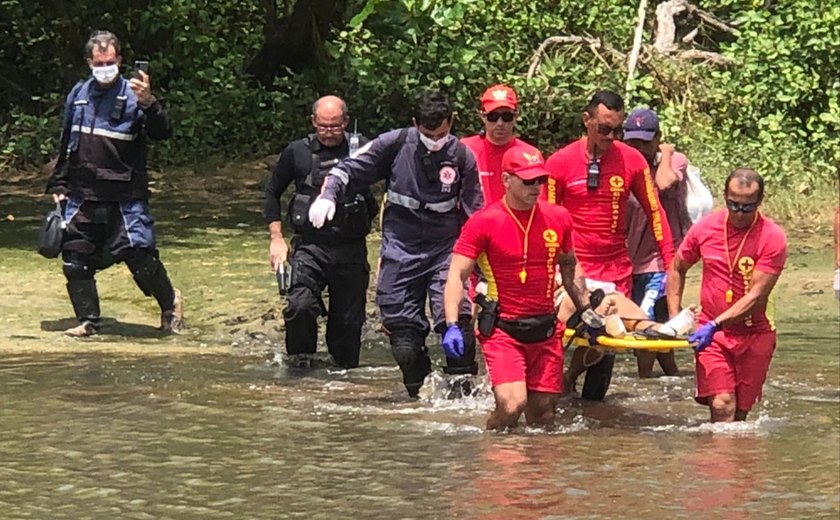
[694,329,777,411]
[479,325,565,393]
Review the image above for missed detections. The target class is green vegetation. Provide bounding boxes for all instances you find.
[1,0,837,193]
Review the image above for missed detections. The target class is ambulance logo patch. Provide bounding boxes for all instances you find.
[439,166,456,185]
[439,165,457,193]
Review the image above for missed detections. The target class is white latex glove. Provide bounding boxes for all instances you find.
[308,197,336,229]
[833,268,839,301]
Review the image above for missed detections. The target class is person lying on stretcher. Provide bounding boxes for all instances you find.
[555,279,696,395]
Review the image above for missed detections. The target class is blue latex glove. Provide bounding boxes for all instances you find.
[442,324,465,358]
[689,321,718,352]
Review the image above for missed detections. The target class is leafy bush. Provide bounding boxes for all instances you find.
[0,0,836,193]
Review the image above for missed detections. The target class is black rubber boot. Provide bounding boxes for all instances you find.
[124,250,176,312]
[442,317,479,399]
[389,326,432,398]
[66,280,101,335]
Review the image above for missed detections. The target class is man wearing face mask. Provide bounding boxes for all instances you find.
[308,90,484,398]
[462,84,536,205]
[46,30,181,337]
[543,90,673,400]
[263,95,373,369]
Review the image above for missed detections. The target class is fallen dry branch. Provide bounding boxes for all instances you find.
[527,35,625,78]
[654,0,738,54]
[687,3,739,36]
[677,49,735,66]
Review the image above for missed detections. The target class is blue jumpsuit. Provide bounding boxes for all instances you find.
[45,77,176,330]
[322,127,484,395]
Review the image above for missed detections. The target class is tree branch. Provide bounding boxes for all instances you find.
[527,35,625,78]
[654,0,687,54]
[654,0,738,54]
[686,4,739,36]
[677,49,735,66]
[625,0,649,102]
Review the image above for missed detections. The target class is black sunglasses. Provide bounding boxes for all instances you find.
[513,175,547,186]
[485,111,516,123]
[596,124,623,138]
[725,199,759,213]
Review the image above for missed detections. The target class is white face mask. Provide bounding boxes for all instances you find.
[91,64,119,84]
[418,132,450,152]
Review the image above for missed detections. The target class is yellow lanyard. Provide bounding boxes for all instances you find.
[723,212,758,302]
[502,198,536,284]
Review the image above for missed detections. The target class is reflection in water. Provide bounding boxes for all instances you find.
[0,338,837,519]
[451,438,572,520]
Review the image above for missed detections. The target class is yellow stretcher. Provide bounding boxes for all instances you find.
[563,328,692,351]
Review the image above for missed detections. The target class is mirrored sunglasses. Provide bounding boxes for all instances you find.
[725,199,759,213]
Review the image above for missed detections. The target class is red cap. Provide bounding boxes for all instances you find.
[501,143,548,180]
[481,84,517,113]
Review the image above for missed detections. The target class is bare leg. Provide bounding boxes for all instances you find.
[524,391,559,429]
[636,350,657,378]
[656,350,680,376]
[563,347,585,394]
[486,381,528,431]
[709,392,736,422]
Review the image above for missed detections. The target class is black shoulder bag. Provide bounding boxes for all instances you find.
[37,202,65,258]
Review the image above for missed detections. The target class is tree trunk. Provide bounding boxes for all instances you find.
[246,0,347,85]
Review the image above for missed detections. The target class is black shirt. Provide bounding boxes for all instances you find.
[263,134,369,223]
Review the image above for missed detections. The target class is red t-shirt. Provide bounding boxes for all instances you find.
[543,138,674,284]
[454,199,574,319]
[461,135,530,205]
[678,210,787,334]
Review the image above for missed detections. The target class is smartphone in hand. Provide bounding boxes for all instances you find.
[132,60,149,80]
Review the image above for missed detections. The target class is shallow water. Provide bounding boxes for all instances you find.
[1,325,838,519]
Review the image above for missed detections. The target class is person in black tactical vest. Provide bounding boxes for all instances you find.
[308,90,484,398]
[46,30,182,337]
[264,95,375,368]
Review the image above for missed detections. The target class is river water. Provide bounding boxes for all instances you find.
[1,324,838,519]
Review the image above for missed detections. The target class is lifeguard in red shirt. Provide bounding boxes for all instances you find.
[462,85,539,205]
[667,168,787,422]
[543,90,675,398]
[443,144,586,431]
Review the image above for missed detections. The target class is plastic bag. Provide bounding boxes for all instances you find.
[37,202,66,258]
[685,164,714,223]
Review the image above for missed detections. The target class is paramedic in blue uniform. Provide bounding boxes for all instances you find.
[264,95,374,369]
[46,30,182,337]
[309,90,484,397]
